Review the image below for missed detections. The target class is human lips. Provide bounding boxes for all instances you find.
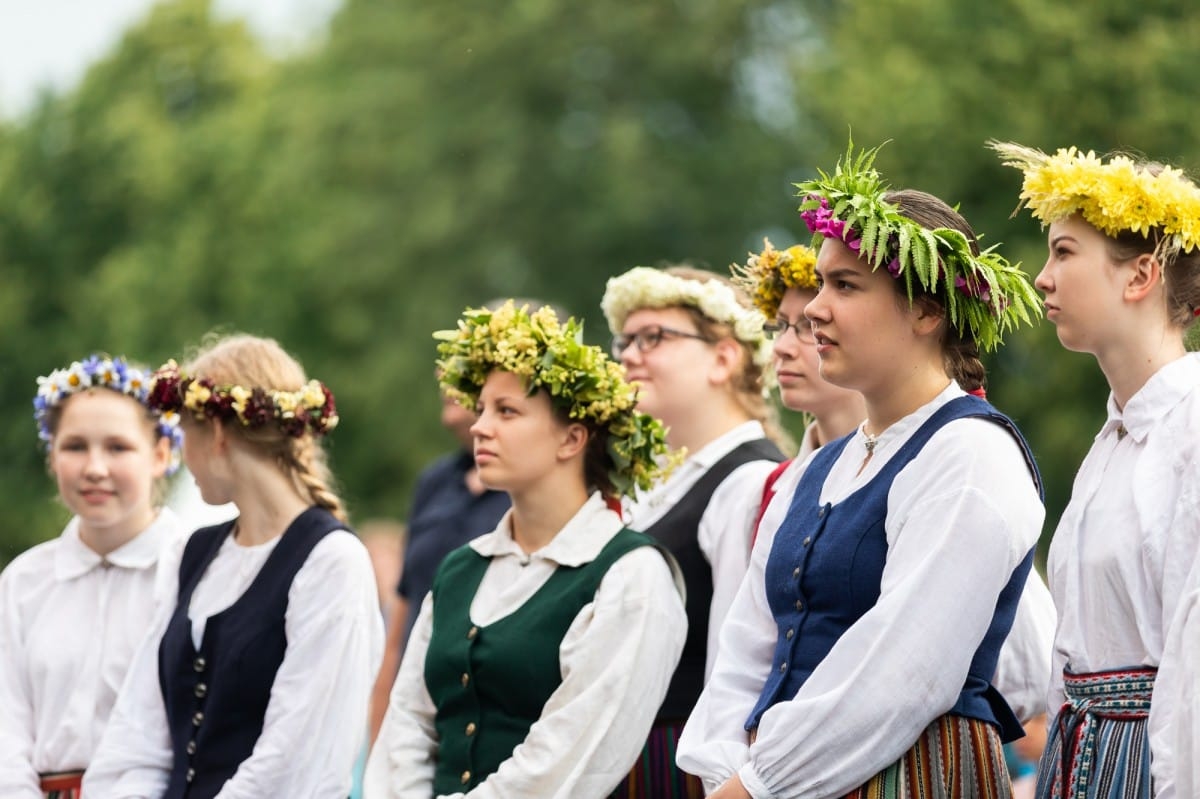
[80,487,116,504]
[474,447,498,466]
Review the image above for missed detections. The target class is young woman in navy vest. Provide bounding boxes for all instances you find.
[365,302,686,798]
[677,143,1046,798]
[600,266,788,799]
[993,143,1200,798]
[1,355,184,799]
[84,335,383,798]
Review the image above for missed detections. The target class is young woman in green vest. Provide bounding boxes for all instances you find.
[364,302,687,799]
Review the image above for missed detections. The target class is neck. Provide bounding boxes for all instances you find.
[506,474,591,554]
[229,462,314,546]
[664,401,753,454]
[1094,323,1187,410]
[810,398,868,448]
[861,361,950,437]
[79,507,159,557]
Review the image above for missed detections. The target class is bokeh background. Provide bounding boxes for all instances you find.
[3,0,1198,565]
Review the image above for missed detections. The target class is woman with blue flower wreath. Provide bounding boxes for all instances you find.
[364,302,687,799]
[677,142,1046,798]
[993,142,1200,799]
[0,354,186,799]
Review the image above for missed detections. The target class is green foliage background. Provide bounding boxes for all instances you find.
[3,0,1198,564]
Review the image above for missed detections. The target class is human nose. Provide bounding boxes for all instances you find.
[83,446,108,478]
[804,290,830,324]
[1034,259,1054,294]
[616,337,641,367]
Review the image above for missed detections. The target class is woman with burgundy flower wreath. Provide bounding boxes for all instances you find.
[83,334,383,799]
[676,142,1046,798]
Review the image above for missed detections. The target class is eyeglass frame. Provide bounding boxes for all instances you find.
[762,318,815,344]
[611,324,712,359]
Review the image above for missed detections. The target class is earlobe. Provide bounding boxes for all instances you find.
[707,338,740,386]
[910,299,944,337]
[558,423,589,461]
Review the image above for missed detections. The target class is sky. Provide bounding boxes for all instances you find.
[0,0,341,118]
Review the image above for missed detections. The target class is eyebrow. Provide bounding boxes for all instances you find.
[1049,235,1078,247]
[814,266,864,281]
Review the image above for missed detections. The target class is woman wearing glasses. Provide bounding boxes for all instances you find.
[601,265,788,798]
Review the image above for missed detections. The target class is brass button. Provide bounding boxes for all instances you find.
[802,536,812,546]
[460,673,470,687]
[192,711,204,726]
[792,566,800,578]
[186,740,197,755]
[194,683,207,698]
[466,626,478,640]
[461,770,471,784]
[785,628,794,639]
[193,657,206,672]
[466,722,477,736]
[794,599,803,611]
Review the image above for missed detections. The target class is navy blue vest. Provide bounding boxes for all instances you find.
[641,437,784,720]
[157,507,342,798]
[745,396,1041,742]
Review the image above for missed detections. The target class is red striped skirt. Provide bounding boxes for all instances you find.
[609,719,704,799]
[844,714,1012,799]
[40,770,83,799]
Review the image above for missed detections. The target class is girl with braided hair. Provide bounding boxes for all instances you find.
[84,334,383,798]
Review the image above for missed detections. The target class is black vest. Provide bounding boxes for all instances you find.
[157,507,342,798]
[640,437,785,720]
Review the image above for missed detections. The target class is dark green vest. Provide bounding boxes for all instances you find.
[426,527,657,795]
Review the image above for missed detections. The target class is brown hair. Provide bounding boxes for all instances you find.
[663,265,795,453]
[882,190,987,393]
[1104,229,1200,330]
[186,334,348,523]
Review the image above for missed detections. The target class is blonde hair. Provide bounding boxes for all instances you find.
[186,334,348,523]
[663,266,795,454]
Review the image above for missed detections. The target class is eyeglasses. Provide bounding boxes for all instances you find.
[611,325,711,358]
[762,318,815,344]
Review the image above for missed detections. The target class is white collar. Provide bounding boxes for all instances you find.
[469,493,624,567]
[55,507,180,581]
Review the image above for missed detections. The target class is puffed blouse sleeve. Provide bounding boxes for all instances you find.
[685,420,1043,799]
[367,546,687,799]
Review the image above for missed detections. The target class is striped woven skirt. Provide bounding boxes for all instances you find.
[40,770,83,799]
[609,719,704,799]
[843,714,1012,799]
[1034,667,1155,799]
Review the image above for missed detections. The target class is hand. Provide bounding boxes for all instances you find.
[708,774,753,799]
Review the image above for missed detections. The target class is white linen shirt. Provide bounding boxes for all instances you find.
[677,384,1045,798]
[1045,353,1200,797]
[82,523,384,799]
[0,510,186,799]
[363,492,687,799]
[623,420,780,679]
[1155,561,1200,799]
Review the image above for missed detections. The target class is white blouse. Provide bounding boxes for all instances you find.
[677,384,1045,798]
[1045,353,1200,795]
[761,426,1056,726]
[364,493,687,799]
[0,510,185,798]
[1155,560,1200,799]
[623,420,780,678]
[82,523,384,799]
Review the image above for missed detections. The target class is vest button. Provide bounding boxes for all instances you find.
[818,506,825,518]
[192,711,204,726]
[193,657,206,672]
[461,770,471,784]
[792,566,800,578]
[785,628,794,639]
[186,768,195,782]
[187,740,197,755]
[802,536,812,547]
[467,626,478,640]
[779,661,788,673]
[194,682,208,698]
[460,673,470,687]
[466,722,477,736]
[794,600,803,612]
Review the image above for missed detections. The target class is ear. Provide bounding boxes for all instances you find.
[1124,253,1162,302]
[909,296,944,338]
[707,337,742,386]
[150,433,172,479]
[557,422,590,462]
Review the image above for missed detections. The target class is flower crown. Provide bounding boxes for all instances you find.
[147,360,339,438]
[601,266,773,367]
[731,238,819,318]
[34,354,184,475]
[990,140,1200,260]
[434,301,672,499]
[796,140,1041,352]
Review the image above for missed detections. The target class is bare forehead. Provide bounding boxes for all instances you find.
[813,240,870,276]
